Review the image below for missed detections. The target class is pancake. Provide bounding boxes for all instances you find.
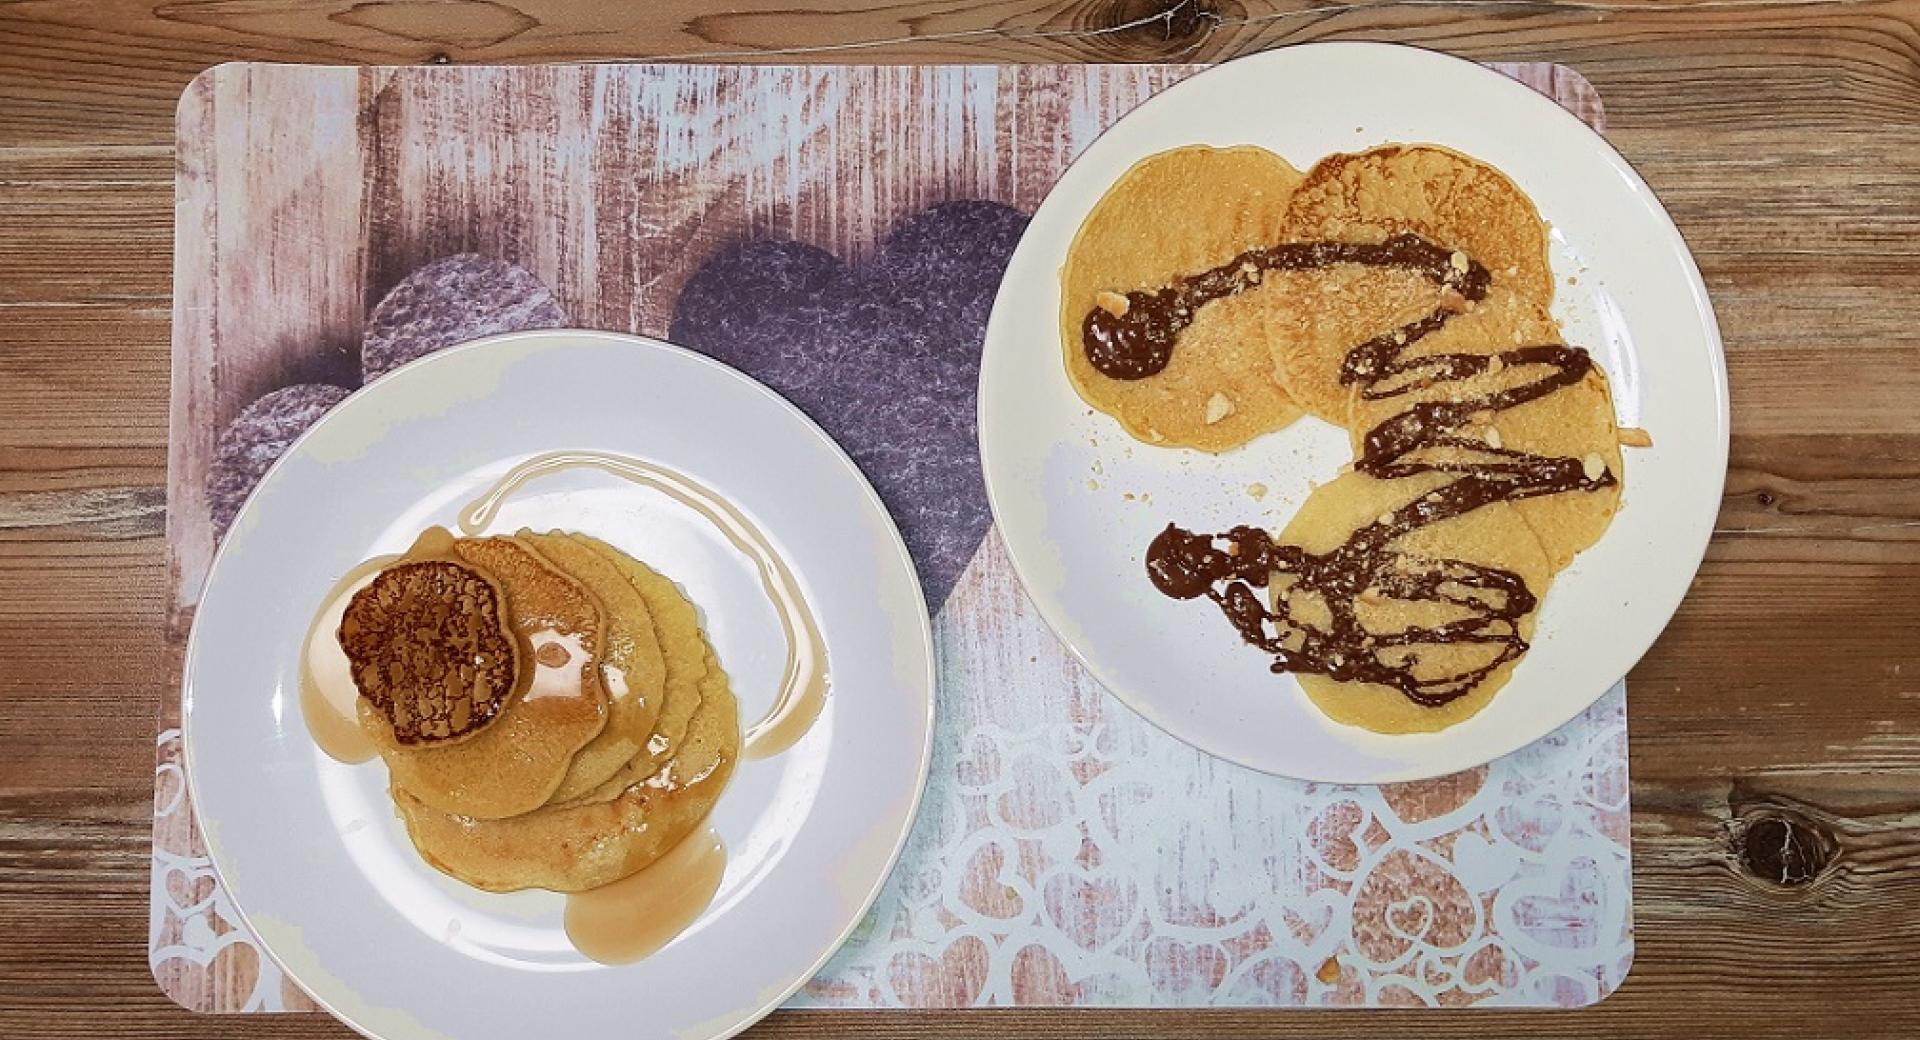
[551,535,711,803]
[563,635,733,806]
[338,559,517,744]
[393,649,740,893]
[367,536,609,819]
[1276,471,1555,734]
[1060,145,1307,451]
[1282,143,1555,306]
[1089,142,1631,730]
[1260,263,1448,423]
[1344,286,1624,569]
[520,532,669,803]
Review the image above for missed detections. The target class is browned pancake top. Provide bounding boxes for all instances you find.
[339,560,518,744]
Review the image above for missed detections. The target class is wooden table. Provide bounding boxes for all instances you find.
[3,2,1917,1036]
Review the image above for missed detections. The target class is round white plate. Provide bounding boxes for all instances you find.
[184,331,935,1040]
[979,43,1727,783]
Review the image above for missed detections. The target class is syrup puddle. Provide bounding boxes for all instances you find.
[563,827,728,964]
[302,451,828,964]
[301,555,394,764]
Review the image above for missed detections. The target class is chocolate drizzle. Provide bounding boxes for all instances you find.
[1082,234,1487,381]
[1116,234,1615,706]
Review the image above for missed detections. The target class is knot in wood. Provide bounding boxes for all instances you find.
[1736,810,1836,886]
[1092,0,1221,59]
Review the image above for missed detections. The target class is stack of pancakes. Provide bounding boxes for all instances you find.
[1062,143,1627,733]
[339,529,737,892]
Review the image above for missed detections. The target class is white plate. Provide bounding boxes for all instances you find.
[184,331,935,1040]
[979,43,1727,783]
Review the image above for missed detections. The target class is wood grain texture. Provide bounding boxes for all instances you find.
[165,62,1202,631]
[3,0,1920,1036]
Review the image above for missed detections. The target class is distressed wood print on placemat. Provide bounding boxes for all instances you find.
[158,62,1626,1012]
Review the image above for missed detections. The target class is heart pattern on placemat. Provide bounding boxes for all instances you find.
[886,935,990,1007]
[668,201,1030,610]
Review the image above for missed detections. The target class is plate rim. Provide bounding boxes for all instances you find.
[977,41,1730,783]
[181,328,937,1040]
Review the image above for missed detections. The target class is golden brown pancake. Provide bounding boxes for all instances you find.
[563,636,733,805]
[1276,471,1554,734]
[1060,145,1307,451]
[1344,287,1624,570]
[338,559,518,745]
[551,535,711,803]
[393,648,740,893]
[1064,142,1627,730]
[367,536,609,819]
[1260,263,1448,424]
[1282,143,1555,306]
[520,532,668,803]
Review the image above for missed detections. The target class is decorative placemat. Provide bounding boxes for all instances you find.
[156,60,1631,1013]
